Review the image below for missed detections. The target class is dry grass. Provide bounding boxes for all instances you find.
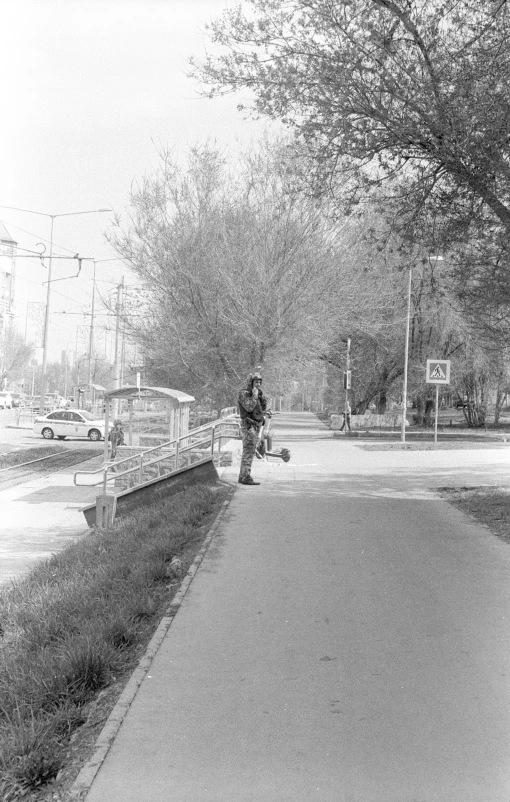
[439,486,510,544]
[0,483,229,800]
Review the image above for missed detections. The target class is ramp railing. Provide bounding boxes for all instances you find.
[74,417,241,494]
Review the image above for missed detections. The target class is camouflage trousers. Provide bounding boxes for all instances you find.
[239,422,260,480]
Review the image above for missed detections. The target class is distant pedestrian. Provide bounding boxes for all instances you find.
[237,372,267,485]
[340,400,352,432]
[109,419,124,459]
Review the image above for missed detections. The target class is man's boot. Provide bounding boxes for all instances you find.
[239,475,260,485]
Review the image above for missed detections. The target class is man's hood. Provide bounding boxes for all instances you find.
[243,371,262,390]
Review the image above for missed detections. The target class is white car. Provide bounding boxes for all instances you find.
[0,391,12,409]
[33,409,112,441]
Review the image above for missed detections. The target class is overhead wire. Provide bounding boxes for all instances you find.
[2,216,140,358]
[0,216,79,257]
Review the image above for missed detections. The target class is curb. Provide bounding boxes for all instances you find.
[69,487,235,801]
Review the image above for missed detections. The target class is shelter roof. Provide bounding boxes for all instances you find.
[0,222,16,244]
[105,385,195,403]
[79,383,107,391]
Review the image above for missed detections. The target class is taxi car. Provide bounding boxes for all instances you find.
[33,409,112,441]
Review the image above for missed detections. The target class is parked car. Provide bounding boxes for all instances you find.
[27,396,54,412]
[33,409,113,441]
[45,392,66,408]
[10,392,25,408]
[0,391,12,409]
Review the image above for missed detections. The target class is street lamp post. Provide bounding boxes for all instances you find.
[88,260,97,388]
[401,266,413,444]
[0,206,111,412]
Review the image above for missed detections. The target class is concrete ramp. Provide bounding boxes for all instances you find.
[81,457,219,527]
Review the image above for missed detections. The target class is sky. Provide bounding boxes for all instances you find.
[1,0,268,364]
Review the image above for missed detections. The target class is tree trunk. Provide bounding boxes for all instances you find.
[414,395,425,425]
[377,392,387,414]
[424,398,435,427]
[494,390,503,425]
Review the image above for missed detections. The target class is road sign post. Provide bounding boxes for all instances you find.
[426,360,451,444]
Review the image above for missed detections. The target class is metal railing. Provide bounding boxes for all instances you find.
[74,417,241,495]
[16,409,40,426]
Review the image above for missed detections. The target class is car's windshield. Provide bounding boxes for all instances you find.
[78,410,100,421]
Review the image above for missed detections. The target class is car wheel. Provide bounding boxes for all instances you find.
[42,427,54,439]
[89,428,101,441]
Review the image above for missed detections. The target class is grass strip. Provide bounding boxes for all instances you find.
[440,486,510,544]
[0,483,229,800]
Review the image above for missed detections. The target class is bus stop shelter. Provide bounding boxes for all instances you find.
[103,385,195,462]
[76,382,107,412]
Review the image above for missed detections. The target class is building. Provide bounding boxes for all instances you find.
[0,222,16,334]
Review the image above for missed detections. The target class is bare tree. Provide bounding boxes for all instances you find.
[319,214,469,417]
[108,141,340,405]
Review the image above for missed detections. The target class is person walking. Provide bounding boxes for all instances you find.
[340,400,352,432]
[237,372,267,485]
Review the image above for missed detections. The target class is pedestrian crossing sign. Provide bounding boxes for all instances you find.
[426,359,450,384]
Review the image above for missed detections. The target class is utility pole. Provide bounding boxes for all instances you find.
[113,278,124,389]
[401,265,412,443]
[87,260,97,388]
[0,207,111,413]
[39,215,55,412]
[113,277,124,418]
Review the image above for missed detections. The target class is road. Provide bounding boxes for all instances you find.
[0,410,102,585]
[0,407,44,450]
[80,412,510,802]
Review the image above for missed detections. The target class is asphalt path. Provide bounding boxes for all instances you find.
[81,412,510,802]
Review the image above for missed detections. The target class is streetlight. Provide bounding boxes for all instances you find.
[87,258,117,388]
[64,343,76,399]
[400,255,443,443]
[88,260,97,388]
[0,206,111,412]
[401,266,413,443]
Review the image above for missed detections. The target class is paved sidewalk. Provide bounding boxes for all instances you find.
[74,413,510,802]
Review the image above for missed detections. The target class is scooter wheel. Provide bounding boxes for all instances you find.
[281,449,291,463]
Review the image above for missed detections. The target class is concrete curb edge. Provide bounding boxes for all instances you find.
[69,485,235,801]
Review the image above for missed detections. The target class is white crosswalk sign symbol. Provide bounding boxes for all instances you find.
[426,359,450,384]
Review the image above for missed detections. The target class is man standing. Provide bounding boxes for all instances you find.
[237,372,267,485]
[108,418,124,459]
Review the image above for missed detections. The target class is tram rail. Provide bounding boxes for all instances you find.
[0,447,102,488]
